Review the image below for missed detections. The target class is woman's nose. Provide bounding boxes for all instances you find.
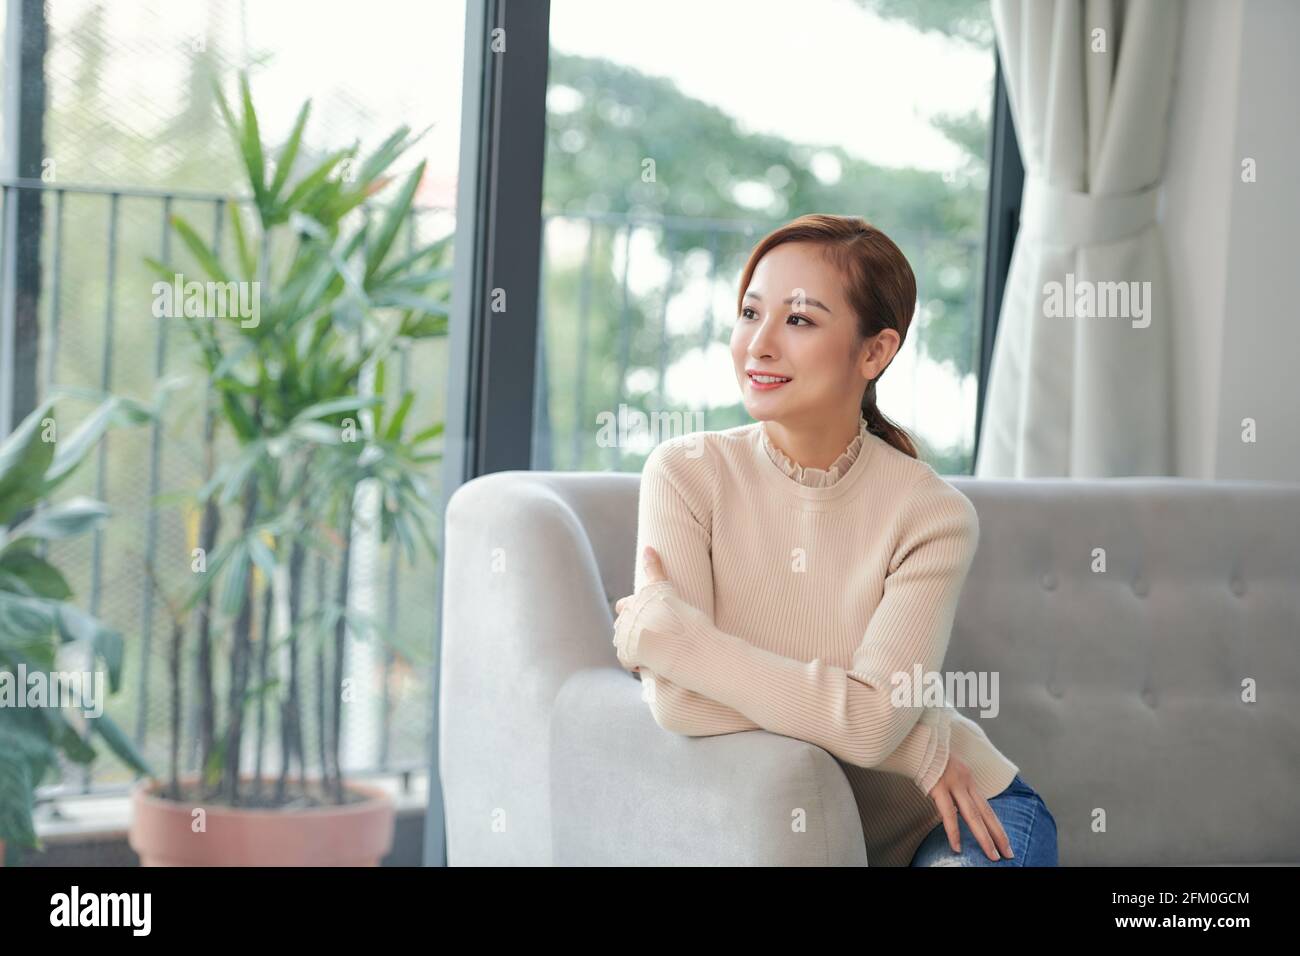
[747,313,779,357]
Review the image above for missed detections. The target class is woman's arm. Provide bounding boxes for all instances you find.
[628,438,761,736]
[618,464,977,796]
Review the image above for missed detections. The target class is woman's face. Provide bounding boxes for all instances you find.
[731,241,892,425]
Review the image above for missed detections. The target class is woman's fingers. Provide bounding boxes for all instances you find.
[643,546,667,583]
[978,797,1015,859]
[930,785,963,853]
[953,787,1002,861]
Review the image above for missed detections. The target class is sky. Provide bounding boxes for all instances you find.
[549,0,994,172]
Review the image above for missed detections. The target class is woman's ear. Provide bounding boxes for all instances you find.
[860,328,901,380]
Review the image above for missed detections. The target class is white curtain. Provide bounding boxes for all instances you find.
[976,0,1184,477]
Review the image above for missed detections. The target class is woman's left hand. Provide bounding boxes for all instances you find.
[613,546,671,673]
[926,754,1015,862]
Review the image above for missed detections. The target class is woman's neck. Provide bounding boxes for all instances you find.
[762,414,864,471]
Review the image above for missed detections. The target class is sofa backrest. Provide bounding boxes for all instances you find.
[439,470,1300,865]
[945,476,1300,865]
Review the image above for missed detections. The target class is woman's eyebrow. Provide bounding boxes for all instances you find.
[743,290,833,314]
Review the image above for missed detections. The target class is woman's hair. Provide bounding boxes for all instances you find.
[735,213,919,459]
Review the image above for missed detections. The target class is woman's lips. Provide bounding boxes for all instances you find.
[747,372,792,391]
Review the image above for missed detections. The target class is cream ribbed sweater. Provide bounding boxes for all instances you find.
[614,416,1019,867]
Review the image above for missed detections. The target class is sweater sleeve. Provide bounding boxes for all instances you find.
[616,471,979,795]
[624,437,761,736]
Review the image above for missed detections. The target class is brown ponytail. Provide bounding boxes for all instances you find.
[736,213,919,460]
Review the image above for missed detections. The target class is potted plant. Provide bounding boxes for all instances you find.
[0,397,153,866]
[129,73,446,866]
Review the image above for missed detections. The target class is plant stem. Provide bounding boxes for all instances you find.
[314,554,328,796]
[329,488,355,804]
[276,537,307,803]
[221,437,261,807]
[195,400,221,799]
[253,577,272,798]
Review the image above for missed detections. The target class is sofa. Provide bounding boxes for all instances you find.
[438,469,1300,865]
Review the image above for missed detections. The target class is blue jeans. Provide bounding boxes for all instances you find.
[909,773,1058,866]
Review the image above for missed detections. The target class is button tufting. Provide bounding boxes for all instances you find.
[1046,679,1064,699]
[1041,572,1057,591]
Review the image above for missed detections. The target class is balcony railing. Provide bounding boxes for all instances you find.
[0,177,448,800]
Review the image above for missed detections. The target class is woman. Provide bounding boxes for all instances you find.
[612,213,1058,867]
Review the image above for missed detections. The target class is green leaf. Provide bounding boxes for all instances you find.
[411,422,445,445]
[280,147,352,217]
[218,543,251,618]
[247,533,276,579]
[88,713,153,777]
[374,267,453,293]
[229,202,256,279]
[0,591,57,644]
[384,392,415,442]
[214,79,241,142]
[55,604,124,692]
[292,396,378,423]
[41,397,132,495]
[171,214,231,285]
[43,708,97,765]
[373,359,387,432]
[373,290,451,315]
[270,99,312,202]
[6,497,110,544]
[372,235,453,287]
[289,421,344,445]
[0,401,57,525]
[365,160,426,280]
[0,552,71,600]
[399,311,450,339]
[0,739,39,848]
[221,391,259,443]
[239,72,270,218]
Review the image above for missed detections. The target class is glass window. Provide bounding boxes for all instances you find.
[1,0,464,799]
[536,0,996,475]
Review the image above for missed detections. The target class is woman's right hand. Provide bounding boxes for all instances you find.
[926,754,1015,862]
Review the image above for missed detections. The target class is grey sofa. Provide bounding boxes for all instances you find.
[438,470,1300,865]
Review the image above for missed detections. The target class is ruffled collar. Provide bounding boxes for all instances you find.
[760,417,871,488]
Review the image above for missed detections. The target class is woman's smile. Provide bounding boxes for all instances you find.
[747,370,793,390]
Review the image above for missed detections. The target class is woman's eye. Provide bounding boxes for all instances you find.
[739,308,811,326]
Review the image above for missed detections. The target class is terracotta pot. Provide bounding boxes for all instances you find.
[128,777,395,866]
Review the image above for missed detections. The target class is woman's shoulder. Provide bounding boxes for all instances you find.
[644,422,759,479]
[864,436,979,533]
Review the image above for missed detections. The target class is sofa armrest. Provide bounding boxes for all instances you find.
[550,667,869,865]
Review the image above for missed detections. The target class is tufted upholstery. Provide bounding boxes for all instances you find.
[438,471,1300,865]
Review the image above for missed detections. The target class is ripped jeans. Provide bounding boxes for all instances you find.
[909,773,1059,867]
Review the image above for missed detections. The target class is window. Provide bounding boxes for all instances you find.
[0,0,464,800]
[535,0,1000,475]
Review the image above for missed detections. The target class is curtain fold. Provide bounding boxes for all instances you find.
[977,0,1183,476]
